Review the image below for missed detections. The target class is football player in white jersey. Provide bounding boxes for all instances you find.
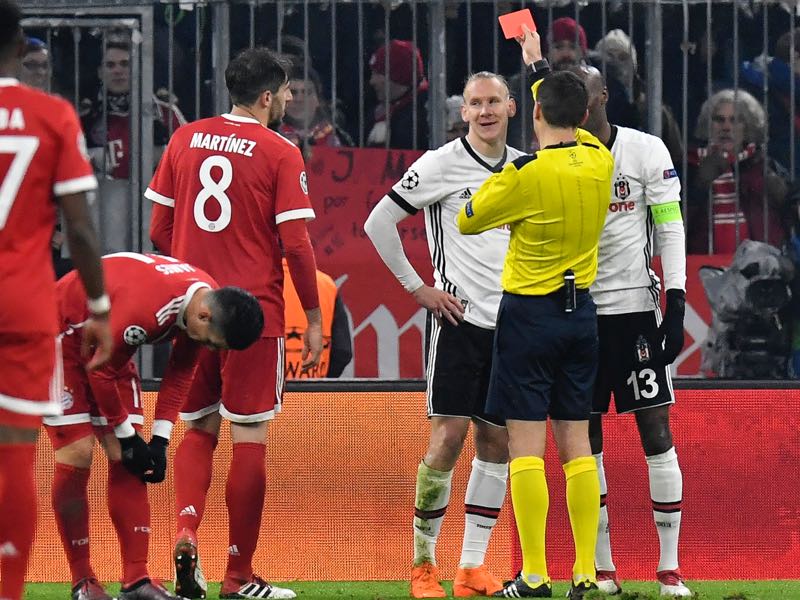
[364,72,525,599]
[567,65,692,597]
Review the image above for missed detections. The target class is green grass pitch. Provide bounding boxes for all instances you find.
[25,580,800,599]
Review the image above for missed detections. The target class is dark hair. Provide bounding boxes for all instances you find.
[535,70,588,128]
[104,40,130,54]
[0,0,22,59]
[210,286,265,350]
[289,64,323,96]
[225,47,291,106]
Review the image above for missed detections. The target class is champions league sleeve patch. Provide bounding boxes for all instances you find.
[465,200,474,218]
[663,168,678,179]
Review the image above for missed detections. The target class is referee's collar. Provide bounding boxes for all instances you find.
[460,136,508,173]
[542,141,578,150]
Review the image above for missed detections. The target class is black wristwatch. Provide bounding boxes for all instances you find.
[531,59,550,72]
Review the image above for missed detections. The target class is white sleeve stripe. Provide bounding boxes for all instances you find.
[53,174,98,196]
[144,187,175,207]
[0,393,61,416]
[275,208,315,224]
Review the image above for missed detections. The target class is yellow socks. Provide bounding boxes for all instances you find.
[563,456,600,584]
[510,457,550,585]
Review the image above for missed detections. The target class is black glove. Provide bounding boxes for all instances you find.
[652,288,686,366]
[144,435,169,484]
[118,432,155,480]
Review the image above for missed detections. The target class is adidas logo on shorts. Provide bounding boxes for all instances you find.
[228,544,240,556]
[179,505,198,517]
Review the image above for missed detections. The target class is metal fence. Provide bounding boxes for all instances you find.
[17,0,800,377]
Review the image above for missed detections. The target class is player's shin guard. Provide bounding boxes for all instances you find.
[647,447,683,572]
[563,456,600,584]
[0,444,36,600]
[224,442,266,583]
[108,461,150,587]
[413,461,453,566]
[460,457,507,567]
[175,428,218,537]
[509,456,550,584]
[53,463,94,585]
[593,452,616,572]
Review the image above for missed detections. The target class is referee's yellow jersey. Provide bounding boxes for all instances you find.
[457,128,613,296]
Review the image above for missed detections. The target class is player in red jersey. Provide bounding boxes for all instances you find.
[147,47,322,600]
[0,3,112,599]
[45,252,263,600]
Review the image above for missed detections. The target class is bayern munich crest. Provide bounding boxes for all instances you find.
[60,389,74,411]
[123,325,148,346]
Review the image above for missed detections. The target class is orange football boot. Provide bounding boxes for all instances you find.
[410,562,446,598]
[453,565,504,597]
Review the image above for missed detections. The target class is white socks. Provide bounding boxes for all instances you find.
[594,448,683,573]
[647,447,683,572]
[413,461,453,566]
[460,458,508,568]
[593,452,616,572]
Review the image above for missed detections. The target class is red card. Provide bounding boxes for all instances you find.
[498,9,537,39]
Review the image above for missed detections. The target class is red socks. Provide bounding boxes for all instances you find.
[223,442,266,586]
[0,444,36,600]
[174,428,217,538]
[52,463,94,586]
[107,461,150,588]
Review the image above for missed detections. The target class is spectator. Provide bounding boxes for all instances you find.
[687,89,789,254]
[444,94,468,141]
[741,29,800,177]
[663,17,732,133]
[279,65,353,157]
[81,39,186,180]
[367,39,429,149]
[591,29,683,166]
[80,39,186,253]
[547,17,588,70]
[283,259,352,378]
[19,36,50,91]
[592,29,640,129]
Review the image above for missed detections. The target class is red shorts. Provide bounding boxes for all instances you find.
[44,336,143,451]
[0,332,62,428]
[180,337,285,423]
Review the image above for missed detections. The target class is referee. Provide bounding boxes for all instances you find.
[457,26,614,600]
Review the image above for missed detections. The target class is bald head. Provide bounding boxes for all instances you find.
[562,64,608,137]
[566,64,605,98]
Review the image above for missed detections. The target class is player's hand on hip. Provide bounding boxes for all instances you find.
[82,313,113,371]
[653,289,686,366]
[143,435,169,484]
[516,24,542,65]
[118,432,156,481]
[301,320,324,373]
[412,285,464,326]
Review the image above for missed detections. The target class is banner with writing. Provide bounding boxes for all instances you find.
[305,146,732,378]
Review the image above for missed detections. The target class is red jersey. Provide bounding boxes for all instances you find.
[145,113,315,336]
[82,95,186,179]
[0,79,97,336]
[57,252,217,425]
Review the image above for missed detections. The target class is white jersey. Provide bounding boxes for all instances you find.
[591,126,682,315]
[389,137,525,328]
